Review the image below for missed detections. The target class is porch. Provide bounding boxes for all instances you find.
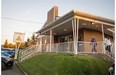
[36,41,114,56]
[37,10,114,54]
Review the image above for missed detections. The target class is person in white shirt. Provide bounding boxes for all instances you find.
[104,37,112,57]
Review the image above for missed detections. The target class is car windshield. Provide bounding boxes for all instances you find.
[2,48,15,54]
[1,48,15,58]
[1,52,11,57]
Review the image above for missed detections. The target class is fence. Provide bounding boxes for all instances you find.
[19,41,115,62]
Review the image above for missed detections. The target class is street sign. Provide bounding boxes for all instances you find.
[13,32,25,60]
[13,32,25,43]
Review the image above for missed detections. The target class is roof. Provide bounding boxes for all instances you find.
[74,10,114,24]
[37,10,114,33]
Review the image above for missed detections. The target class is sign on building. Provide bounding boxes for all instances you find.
[13,32,25,43]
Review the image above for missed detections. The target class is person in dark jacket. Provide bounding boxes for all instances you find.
[90,36,97,52]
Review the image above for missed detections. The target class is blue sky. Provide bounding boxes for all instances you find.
[1,0,114,44]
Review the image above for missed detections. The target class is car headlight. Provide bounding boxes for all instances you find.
[6,57,12,61]
[4,57,13,62]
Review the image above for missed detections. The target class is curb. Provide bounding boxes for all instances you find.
[15,62,28,75]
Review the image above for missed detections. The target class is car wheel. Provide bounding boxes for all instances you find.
[2,62,6,70]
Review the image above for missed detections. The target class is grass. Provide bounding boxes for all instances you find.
[19,53,112,75]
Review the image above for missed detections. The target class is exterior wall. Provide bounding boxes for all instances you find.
[83,29,103,52]
[37,35,54,52]
[37,29,114,53]
[78,29,84,41]
[110,37,113,42]
[82,29,113,53]
[83,29,103,42]
[83,29,113,42]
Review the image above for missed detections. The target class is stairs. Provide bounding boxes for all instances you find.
[19,45,39,62]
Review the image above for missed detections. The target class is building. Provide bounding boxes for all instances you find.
[36,6,115,54]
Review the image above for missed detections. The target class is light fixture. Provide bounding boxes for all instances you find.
[92,22,95,25]
[53,33,56,35]
[95,25,99,27]
[81,23,87,25]
[64,29,67,31]
[69,35,71,36]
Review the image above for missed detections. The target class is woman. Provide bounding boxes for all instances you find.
[90,36,97,52]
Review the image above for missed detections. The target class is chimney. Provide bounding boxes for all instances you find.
[46,6,58,25]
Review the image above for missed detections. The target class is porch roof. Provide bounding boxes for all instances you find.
[36,10,115,36]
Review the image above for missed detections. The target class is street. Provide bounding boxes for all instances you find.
[2,63,24,75]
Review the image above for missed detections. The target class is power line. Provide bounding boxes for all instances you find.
[1,17,44,24]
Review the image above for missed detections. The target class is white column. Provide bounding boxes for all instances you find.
[72,19,79,54]
[40,36,42,52]
[72,19,75,54]
[36,41,39,52]
[76,19,79,54]
[50,30,52,52]
[101,24,105,54]
[74,19,77,54]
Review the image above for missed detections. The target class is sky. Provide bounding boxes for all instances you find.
[1,0,115,45]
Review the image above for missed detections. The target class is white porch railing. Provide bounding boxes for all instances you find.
[19,41,115,62]
[40,41,106,53]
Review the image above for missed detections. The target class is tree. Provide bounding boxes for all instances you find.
[26,33,37,47]
[20,43,25,49]
[31,33,36,41]
[3,39,8,48]
[27,37,30,42]
[8,43,15,48]
[15,42,25,49]
[24,41,28,47]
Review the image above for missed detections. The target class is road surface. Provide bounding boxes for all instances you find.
[2,63,24,75]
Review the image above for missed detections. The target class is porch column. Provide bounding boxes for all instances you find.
[101,24,105,54]
[76,19,79,54]
[36,41,39,52]
[50,30,52,52]
[72,18,79,54]
[40,36,42,52]
[72,19,75,54]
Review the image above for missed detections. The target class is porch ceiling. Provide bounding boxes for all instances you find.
[41,19,114,37]
[42,20,72,36]
[79,19,114,36]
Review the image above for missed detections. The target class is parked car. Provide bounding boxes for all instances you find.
[1,48,15,70]
[1,51,12,58]
[2,48,15,58]
[1,54,14,70]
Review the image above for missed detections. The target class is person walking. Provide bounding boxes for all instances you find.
[104,37,112,57]
[90,36,97,52]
